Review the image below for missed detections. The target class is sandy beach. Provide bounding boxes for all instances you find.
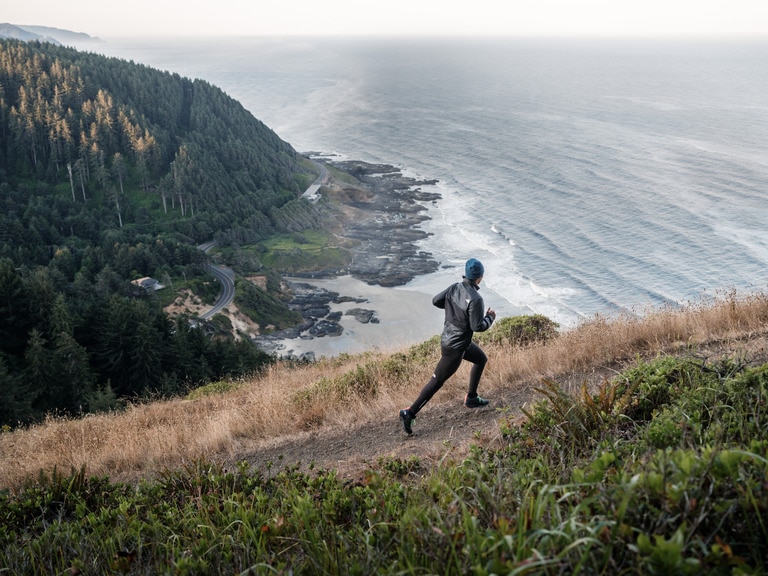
[270,260,525,359]
[273,275,446,358]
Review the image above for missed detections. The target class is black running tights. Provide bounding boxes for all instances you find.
[409,342,487,415]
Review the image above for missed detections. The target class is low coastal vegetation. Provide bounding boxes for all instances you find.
[258,230,354,275]
[2,290,768,573]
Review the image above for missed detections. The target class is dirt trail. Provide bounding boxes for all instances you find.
[238,382,535,479]
[233,335,768,481]
[233,368,618,479]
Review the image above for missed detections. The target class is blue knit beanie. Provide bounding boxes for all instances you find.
[464,258,484,281]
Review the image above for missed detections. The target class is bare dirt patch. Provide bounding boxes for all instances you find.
[164,287,262,340]
[226,304,261,339]
[164,289,208,318]
[245,275,268,291]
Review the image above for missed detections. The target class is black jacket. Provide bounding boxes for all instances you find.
[433,279,494,352]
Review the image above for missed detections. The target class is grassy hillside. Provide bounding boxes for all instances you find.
[1,290,768,573]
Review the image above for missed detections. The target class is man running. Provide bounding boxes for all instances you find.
[399,258,496,435]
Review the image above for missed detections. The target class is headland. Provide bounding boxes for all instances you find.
[255,158,447,359]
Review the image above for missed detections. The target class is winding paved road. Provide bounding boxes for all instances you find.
[301,161,328,203]
[197,241,236,320]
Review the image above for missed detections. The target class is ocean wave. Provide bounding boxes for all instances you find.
[490,223,517,247]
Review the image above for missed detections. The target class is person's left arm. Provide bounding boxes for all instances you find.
[468,296,495,332]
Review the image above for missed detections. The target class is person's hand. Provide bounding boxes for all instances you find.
[487,307,496,320]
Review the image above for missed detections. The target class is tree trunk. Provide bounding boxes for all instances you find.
[67,163,75,202]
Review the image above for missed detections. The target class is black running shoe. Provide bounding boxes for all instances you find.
[399,409,415,435]
[464,394,490,408]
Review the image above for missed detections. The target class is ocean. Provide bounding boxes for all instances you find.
[87,36,768,345]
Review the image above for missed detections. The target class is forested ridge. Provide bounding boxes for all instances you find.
[0,39,327,427]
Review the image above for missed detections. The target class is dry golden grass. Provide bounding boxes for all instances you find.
[494,290,768,383]
[2,290,767,490]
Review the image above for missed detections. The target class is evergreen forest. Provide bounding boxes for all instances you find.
[0,39,330,427]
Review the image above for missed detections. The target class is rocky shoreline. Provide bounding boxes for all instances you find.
[253,281,380,359]
[323,158,442,286]
[253,158,442,359]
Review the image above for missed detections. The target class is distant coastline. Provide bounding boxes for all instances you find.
[0,23,102,45]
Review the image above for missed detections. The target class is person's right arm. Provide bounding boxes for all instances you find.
[432,286,449,309]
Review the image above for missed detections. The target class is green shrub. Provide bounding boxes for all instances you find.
[616,356,720,423]
[404,335,440,362]
[294,349,435,410]
[380,352,415,381]
[185,378,241,399]
[335,363,378,399]
[521,377,637,458]
[376,455,423,479]
[476,314,559,347]
[645,406,686,448]
[713,363,768,445]
[292,360,382,409]
[234,277,302,331]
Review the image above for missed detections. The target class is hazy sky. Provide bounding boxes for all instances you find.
[6,0,768,39]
